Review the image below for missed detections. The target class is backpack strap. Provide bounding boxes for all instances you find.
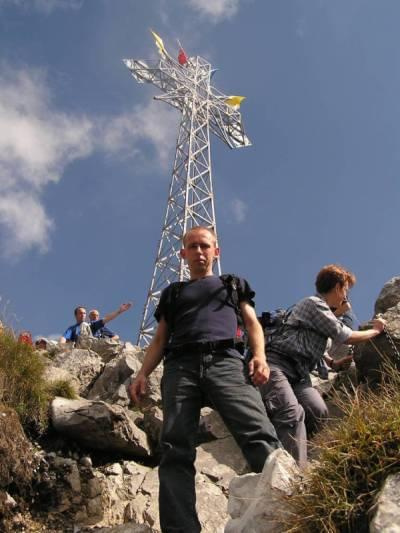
[219,274,246,337]
[165,281,186,332]
[219,274,242,315]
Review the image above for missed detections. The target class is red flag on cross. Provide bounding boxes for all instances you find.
[178,48,188,65]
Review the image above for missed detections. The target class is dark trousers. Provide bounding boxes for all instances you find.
[260,366,328,469]
[158,352,280,533]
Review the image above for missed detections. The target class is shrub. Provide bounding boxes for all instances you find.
[46,379,77,400]
[286,363,400,532]
[0,330,50,434]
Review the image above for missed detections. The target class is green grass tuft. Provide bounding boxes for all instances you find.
[46,379,77,400]
[0,330,50,434]
[285,362,400,533]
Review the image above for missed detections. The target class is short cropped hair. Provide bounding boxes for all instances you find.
[315,264,356,294]
[74,306,86,318]
[182,226,217,247]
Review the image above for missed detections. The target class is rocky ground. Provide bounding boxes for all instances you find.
[1,277,400,532]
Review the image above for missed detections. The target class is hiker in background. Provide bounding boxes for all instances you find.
[327,300,355,362]
[259,264,386,469]
[59,302,132,344]
[129,226,280,533]
[35,338,48,350]
[18,330,33,345]
[89,309,120,341]
[317,301,355,379]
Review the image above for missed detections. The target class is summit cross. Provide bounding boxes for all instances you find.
[124,31,251,347]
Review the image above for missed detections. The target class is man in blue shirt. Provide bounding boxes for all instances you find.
[59,302,132,344]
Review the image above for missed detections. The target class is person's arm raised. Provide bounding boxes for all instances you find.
[128,317,168,404]
[240,301,269,386]
[103,302,133,324]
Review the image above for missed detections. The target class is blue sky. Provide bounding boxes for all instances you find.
[0,0,399,341]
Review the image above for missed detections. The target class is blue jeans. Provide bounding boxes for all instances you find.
[158,352,280,533]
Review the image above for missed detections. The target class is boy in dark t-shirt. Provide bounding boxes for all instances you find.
[129,226,280,533]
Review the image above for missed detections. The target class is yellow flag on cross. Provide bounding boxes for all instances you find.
[225,95,246,110]
[150,30,167,56]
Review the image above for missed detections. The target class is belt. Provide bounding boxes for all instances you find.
[165,338,243,357]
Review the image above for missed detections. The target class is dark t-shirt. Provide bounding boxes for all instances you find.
[91,322,115,338]
[154,275,255,355]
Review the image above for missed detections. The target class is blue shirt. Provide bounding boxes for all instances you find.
[63,319,105,342]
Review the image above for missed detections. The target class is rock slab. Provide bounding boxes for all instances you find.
[225,449,299,533]
[370,473,400,533]
[51,397,150,457]
[375,277,400,315]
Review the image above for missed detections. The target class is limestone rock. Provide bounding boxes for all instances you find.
[33,453,94,523]
[93,463,159,530]
[375,277,400,314]
[370,473,400,533]
[84,458,233,532]
[141,407,230,450]
[51,397,151,457]
[43,364,81,396]
[116,344,163,409]
[87,352,142,406]
[142,406,163,448]
[354,304,400,386]
[196,442,248,493]
[196,472,229,532]
[77,336,122,362]
[144,366,163,409]
[225,449,300,533]
[34,451,161,530]
[52,349,105,396]
[121,342,146,361]
[201,408,231,439]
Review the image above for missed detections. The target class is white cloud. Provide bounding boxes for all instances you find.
[34,332,61,341]
[230,198,247,223]
[186,0,241,22]
[0,66,178,258]
[0,67,93,256]
[101,100,178,168]
[0,191,53,256]
[0,0,82,14]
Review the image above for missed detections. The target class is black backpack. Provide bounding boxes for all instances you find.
[258,307,293,343]
[259,306,333,380]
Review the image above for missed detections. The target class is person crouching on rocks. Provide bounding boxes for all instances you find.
[259,264,386,469]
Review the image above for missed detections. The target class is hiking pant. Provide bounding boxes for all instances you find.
[158,352,281,533]
[260,366,328,469]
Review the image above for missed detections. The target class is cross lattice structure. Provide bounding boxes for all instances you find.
[124,31,251,347]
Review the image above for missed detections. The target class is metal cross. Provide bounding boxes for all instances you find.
[124,31,251,347]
